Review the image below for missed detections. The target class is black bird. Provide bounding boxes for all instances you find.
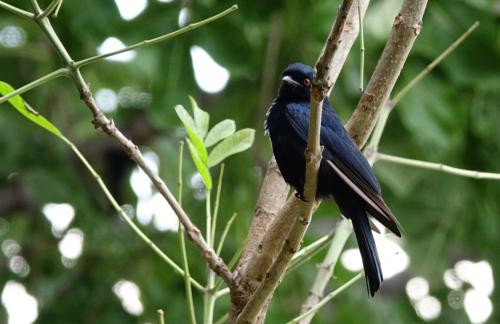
[265,63,401,296]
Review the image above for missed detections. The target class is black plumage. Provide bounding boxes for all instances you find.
[265,63,401,296]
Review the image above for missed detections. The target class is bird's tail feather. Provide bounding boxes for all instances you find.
[350,209,383,297]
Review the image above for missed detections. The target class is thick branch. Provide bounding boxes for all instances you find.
[231,2,370,319]
[235,2,354,323]
[346,0,428,147]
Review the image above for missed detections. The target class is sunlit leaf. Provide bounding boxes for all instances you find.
[204,119,236,147]
[190,96,209,138]
[0,81,62,138]
[175,105,209,165]
[186,138,212,189]
[208,129,255,167]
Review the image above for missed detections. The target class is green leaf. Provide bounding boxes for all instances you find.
[189,96,209,138]
[204,119,236,147]
[208,129,255,167]
[186,139,212,189]
[0,81,62,138]
[175,104,196,131]
[175,105,209,165]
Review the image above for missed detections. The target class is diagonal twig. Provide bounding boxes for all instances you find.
[0,1,34,19]
[376,153,500,180]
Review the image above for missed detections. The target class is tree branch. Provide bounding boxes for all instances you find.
[231,2,371,319]
[235,2,355,323]
[24,0,237,286]
[346,0,428,147]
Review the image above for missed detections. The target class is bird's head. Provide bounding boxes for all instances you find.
[278,63,315,102]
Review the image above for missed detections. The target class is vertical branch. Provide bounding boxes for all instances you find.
[296,1,433,322]
[231,0,370,321]
[235,2,355,323]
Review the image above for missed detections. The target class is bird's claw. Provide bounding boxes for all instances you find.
[295,192,309,202]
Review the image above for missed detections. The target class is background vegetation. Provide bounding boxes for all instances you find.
[0,0,499,323]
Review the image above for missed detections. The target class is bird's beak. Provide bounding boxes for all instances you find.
[282,75,300,87]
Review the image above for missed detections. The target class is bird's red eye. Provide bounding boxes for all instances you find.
[303,78,311,86]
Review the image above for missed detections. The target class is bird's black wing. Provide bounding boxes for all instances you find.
[285,103,401,236]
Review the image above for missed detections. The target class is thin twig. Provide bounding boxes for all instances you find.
[365,21,480,154]
[287,272,364,324]
[0,68,69,105]
[216,212,237,255]
[37,0,61,19]
[212,164,225,243]
[54,0,63,17]
[286,231,335,274]
[392,21,479,106]
[158,309,166,324]
[357,0,365,91]
[74,5,238,68]
[177,142,197,324]
[204,187,216,324]
[0,1,35,19]
[60,136,205,291]
[376,153,500,180]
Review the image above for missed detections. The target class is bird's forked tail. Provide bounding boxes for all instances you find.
[350,209,383,297]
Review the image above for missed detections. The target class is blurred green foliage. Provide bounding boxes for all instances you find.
[0,0,499,323]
